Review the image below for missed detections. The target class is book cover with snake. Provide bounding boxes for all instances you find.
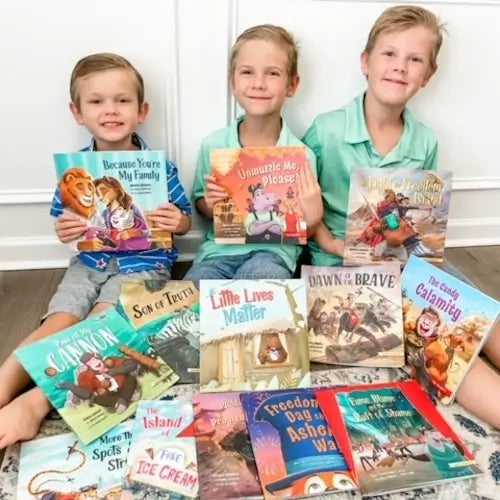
[15,308,179,444]
[344,168,452,266]
[211,146,310,245]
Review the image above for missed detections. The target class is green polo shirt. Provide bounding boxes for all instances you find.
[302,93,438,267]
[192,116,317,272]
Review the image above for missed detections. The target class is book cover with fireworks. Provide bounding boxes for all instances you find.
[315,381,482,496]
[211,147,309,245]
[199,279,310,393]
[121,400,198,500]
[17,421,133,500]
[54,150,171,252]
[402,255,500,404]
[344,168,452,265]
[301,263,404,367]
[193,392,263,499]
[240,389,355,499]
[14,308,179,444]
[119,279,200,383]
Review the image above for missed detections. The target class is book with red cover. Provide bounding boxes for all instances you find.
[315,381,482,496]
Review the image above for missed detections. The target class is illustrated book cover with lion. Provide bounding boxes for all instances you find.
[401,255,500,405]
[301,263,404,368]
[121,400,199,500]
[199,279,311,393]
[343,168,453,266]
[211,146,310,245]
[240,388,355,499]
[17,421,133,500]
[54,150,172,252]
[192,392,263,500]
[118,279,200,383]
[315,381,482,496]
[14,308,179,444]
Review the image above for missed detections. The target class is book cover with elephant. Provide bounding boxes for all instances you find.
[402,255,500,404]
[344,168,452,266]
[54,150,172,252]
[14,308,179,444]
[199,279,311,393]
[17,420,133,500]
[210,146,309,245]
[118,279,201,383]
[315,381,482,496]
[301,263,404,368]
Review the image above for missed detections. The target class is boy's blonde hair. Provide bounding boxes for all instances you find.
[229,24,299,82]
[70,53,145,107]
[365,5,446,74]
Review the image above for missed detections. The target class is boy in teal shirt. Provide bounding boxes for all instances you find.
[304,4,500,430]
[186,24,323,282]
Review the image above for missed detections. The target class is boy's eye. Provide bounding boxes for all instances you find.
[383,50,396,57]
[410,56,423,63]
[268,70,281,77]
[117,98,131,103]
[240,69,253,75]
[88,99,102,104]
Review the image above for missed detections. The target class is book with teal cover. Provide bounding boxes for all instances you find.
[54,150,172,252]
[14,308,179,444]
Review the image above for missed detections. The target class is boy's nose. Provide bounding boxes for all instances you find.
[104,101,118,113]
[393,58,408,73]
[251,73,266,89]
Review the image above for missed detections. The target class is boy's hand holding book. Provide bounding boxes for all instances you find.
[55,212,91,244]
[203,174,228,212]
[148,203,189,234]
[297,165,323,231]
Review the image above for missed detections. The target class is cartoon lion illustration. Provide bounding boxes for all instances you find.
[60,168,99,220]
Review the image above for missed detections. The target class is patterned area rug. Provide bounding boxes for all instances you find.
[1,367,498,499]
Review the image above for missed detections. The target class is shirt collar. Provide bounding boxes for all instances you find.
[230,115,293,147]
[87,133,147,151]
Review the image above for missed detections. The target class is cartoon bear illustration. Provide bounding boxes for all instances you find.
[258,333,289,365]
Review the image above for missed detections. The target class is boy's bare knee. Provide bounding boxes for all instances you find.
[88,302,114,317]
[19,312,80,347]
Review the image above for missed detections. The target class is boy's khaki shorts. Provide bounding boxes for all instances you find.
[44,256,170,320]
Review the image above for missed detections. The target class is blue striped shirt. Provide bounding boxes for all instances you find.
[50,134,191,273]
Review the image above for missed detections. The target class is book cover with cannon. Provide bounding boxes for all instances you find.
[211,146,309,245]
[301,263,404,367]
[343,168,452,266]
[54,150,172,252]
[14,308,179,444]
[119,279,200,383]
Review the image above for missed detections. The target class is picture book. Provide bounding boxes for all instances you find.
[122,400,199,500]
[211,146,310,245]
[199,279,311,393]
[402,255,500,404]
[344,168,453,265]
[17,421,133,500]
[315,381,482,496]
[240,389,355,499]
[119,279,200,383]
[302,263,404,367]
[193,392,263,500]
[14,308,179,444]
[54,150,171,252]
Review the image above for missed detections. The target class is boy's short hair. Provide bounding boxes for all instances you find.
[70,52,145,107]
[364,5,446,74]
[229,24,299,82]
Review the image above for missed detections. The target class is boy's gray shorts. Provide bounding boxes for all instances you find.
[44,256,170,320]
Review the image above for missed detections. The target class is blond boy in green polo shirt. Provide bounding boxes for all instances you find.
[303,4,500,430]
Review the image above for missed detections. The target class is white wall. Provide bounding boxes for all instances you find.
[0,0,499,270]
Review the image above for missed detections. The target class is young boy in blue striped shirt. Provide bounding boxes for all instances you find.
[0,53,192,448]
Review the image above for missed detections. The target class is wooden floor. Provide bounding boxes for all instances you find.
[0,248,499,365]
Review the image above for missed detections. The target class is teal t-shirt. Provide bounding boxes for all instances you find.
[302,93,438,267]
[191,116,317,273]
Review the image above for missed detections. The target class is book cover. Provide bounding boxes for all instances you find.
[211,147,309,245]
[119,279,200,383]
[193,392,263,500]
[17,421,132,500]
[199,279,311,392]
[315,381,482,496]
[14,308,179,444]
[301,263,404,367]
[122,400,199,500]
[402,255,500,404]
[54,150,171,252]
[240,389,355,499]
[344,168,452,265]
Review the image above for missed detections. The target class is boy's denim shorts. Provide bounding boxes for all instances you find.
[44,256,170,320]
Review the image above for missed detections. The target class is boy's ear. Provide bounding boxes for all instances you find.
[360,51,369,77]
[138,102,150,124]
[286,75,300,97]
[69,102,85,125]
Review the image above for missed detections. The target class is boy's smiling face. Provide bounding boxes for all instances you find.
[231,39,299,119]
[70,68,149,151]
[361,25,436,109]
